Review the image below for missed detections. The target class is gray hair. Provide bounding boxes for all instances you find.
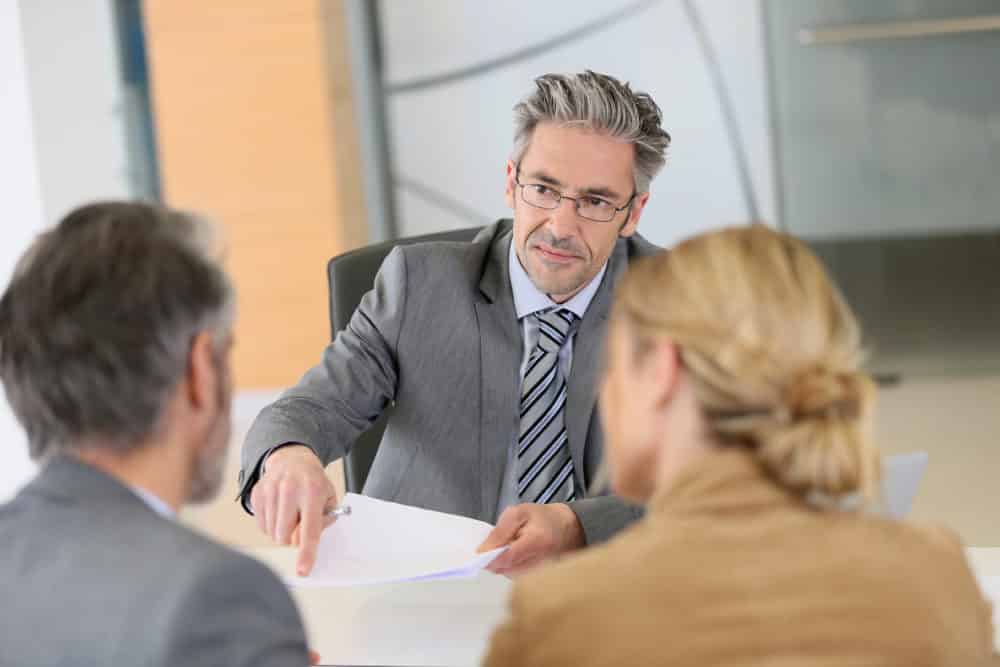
[511,70,671,193]
[0,201,235,459]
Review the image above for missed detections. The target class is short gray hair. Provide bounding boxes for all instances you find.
[0,201,235,459]
[512,70,671,193]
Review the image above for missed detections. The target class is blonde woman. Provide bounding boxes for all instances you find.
[484,224,995,666]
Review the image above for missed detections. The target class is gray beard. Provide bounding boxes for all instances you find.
[187,408,230,505]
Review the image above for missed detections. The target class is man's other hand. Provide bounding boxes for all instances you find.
[477,502,585,575]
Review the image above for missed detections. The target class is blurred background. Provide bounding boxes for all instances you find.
[1,0,997,545]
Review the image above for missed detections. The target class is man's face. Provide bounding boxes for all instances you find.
[505,122,650,303]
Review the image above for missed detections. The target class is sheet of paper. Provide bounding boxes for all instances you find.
[880,452,928,518]
[285,493,507,588]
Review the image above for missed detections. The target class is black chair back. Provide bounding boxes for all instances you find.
[327,226,483,492]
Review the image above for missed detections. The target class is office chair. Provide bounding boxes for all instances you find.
[327,226,484,493]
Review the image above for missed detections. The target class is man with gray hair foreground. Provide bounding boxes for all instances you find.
[0,202,311,667]
[241,70,672,577]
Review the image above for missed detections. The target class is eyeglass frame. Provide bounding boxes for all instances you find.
[513,163,637,224]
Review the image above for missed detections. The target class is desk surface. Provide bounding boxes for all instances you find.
[249,546,1000,665]
[968,547,1000,654]
[248,546,511,666]
[968,547,1000,574]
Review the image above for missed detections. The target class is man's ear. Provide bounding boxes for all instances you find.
[186,331,218,413]
[504,160,517,210]
[620,192,651,238]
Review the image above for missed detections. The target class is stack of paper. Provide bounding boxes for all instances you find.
[286,493,507,588]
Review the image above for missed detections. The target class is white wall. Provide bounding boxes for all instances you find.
[381,0,775,247]
[18,0,131,224]
[0,0,46,501]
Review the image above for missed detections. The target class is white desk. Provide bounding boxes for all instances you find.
[248,546,511,666]
[967,547,1000,653]
[250,546,1000,664]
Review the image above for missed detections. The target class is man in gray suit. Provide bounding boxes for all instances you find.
[0,202,312,667]
[240,71,671,576]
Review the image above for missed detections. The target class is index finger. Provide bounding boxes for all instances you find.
[295,493,335,577]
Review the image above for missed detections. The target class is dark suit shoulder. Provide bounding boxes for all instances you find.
[393,219,509,300]
[625,231,663,261]
[161,530,300,615]
[0,481,307,666]
[114,507,295,605]
[99,510,308,664]
[153,526,308,666]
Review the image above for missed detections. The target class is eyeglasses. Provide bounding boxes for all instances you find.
[514,165,636,223]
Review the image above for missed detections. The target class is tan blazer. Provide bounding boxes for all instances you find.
[484,448,996,667]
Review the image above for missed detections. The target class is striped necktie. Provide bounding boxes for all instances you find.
[516,308,579,504]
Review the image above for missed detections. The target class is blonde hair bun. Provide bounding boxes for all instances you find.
[756,368,877,498]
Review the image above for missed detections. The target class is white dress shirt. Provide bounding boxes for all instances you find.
[127,484,175,519]
[495,240,608,519]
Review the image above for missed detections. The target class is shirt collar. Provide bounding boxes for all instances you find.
[508,239,608,321]
[126,484,176,519]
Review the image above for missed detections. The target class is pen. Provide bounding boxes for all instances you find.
[325,505,352,518]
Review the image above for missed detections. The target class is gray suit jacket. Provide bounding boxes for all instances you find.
[0,456,308,667]
[239,219,661,543]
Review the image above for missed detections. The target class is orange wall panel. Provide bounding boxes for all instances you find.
[143,0,365,389]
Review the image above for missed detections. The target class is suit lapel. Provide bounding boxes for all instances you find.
[475,224,521,519]
[565,238,629,488]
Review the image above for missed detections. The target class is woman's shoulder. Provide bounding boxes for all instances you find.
[848,514,969,563]
[485,531,660,667]
[509,519,665,617]
[833,514,987,612]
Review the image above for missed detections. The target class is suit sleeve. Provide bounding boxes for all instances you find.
[163,556,310,667]
[237,247,409,507]
[568,494,644,545]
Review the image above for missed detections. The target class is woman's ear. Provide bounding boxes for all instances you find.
[649,338,681,410]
